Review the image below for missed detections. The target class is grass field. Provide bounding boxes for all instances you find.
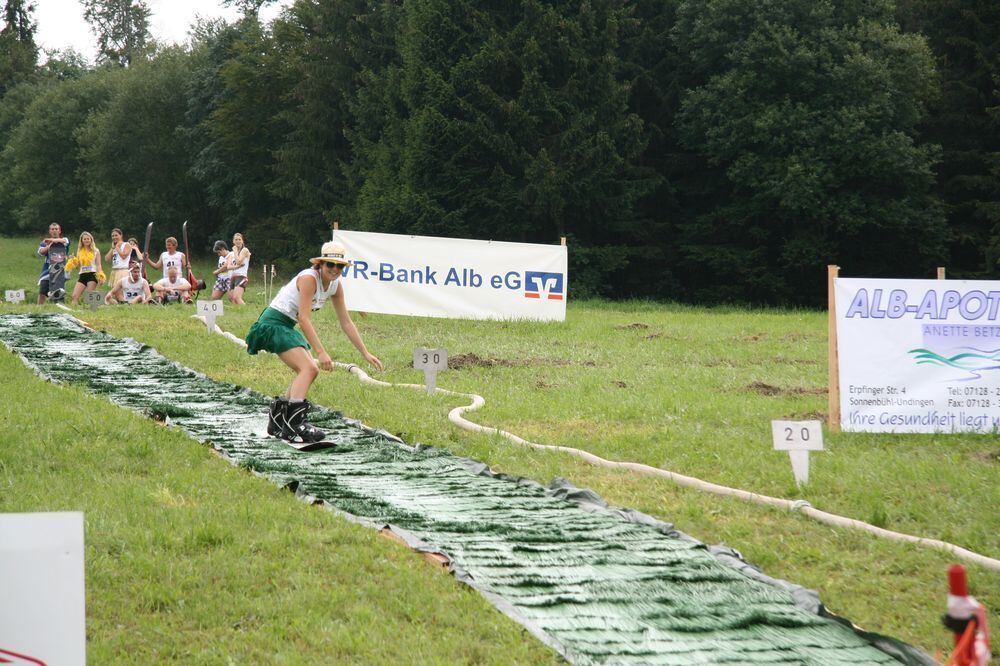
[1,234,997,662]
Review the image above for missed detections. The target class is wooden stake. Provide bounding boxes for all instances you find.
[937,266,946,280]
[560,237,567,246]
[828,265,841,432]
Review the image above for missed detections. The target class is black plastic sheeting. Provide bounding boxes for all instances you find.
[0,314,933,665]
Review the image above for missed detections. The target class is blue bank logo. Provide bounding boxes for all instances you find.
[525,271,564,301]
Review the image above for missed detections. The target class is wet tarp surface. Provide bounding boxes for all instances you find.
[0,314,930,665]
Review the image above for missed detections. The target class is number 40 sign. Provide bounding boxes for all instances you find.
[771,420,823,487]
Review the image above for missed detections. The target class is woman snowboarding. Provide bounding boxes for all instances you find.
[246,241,383,443]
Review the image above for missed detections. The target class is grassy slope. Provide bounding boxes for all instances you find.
[2,235,997,659]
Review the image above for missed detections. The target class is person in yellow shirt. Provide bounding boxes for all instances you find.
[66,231,105,306]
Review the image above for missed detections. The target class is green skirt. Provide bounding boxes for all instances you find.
[245,307,310,355]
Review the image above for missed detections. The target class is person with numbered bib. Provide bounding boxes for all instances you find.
[245,241,383,444]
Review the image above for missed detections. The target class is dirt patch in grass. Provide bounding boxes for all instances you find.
[615,322,649,330]
[449,353,521,369]
[748,381,827,396]
[449,353,598,369]
[971,449,999,464]
[783,411,826,421]
[612,380,628,388]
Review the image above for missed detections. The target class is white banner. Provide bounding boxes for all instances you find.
[332,230,567,321]
[0,512,86,666]
[836,277,1000,433]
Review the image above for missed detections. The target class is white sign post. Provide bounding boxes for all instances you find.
[0,512,86,666]
[413,347,448,394]
[771,420,823,486]
[197,299,224,332]
[4,289,25,304]
[84,290,103,311]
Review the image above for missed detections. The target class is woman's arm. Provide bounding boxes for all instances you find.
[332,286,383,370]
[295,275,332,371]
[232,248,250,268]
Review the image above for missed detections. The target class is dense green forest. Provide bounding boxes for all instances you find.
[0,0,996,304]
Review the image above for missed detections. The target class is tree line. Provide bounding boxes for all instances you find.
[0,0,996,305]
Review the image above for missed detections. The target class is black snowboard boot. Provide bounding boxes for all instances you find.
[281,399,326,443]
[267,397,287,437]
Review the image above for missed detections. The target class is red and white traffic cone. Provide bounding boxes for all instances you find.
[943,564,990,666]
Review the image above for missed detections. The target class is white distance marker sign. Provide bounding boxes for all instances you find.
[771,420,823,486]
[84,290,103,311]
[197,299,224,332]
[414,347,448,394]
[4,289,25,304]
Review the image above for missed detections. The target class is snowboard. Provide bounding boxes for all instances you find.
[141,221,153,281]
[282,439,338,452]
[47,240,68,302]
[182,220,206,292]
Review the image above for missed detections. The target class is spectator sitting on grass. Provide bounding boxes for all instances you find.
[151,265,193,305]
[105,261,150,305]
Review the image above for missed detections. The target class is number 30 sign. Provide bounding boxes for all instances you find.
[413,347,448,394]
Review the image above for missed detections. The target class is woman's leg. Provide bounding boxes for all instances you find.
[70,281,86,305]
[277,346,319,400]
[230,284,245,305]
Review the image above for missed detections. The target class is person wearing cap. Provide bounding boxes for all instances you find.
[245,241,383,444]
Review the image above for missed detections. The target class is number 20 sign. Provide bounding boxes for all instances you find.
[771,420,823,487]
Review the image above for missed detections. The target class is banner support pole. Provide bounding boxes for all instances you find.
[937,266,946,280]
[828,265,841,432]
[560,237,566,246]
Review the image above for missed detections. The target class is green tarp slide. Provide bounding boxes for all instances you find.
[0,314,932,665]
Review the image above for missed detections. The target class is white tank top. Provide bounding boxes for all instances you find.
[160,251,184,279]
[270,268,339,320]
[218,254,232,279]
[122,275,147,301]
[231,248,250,277]
[111,242,129,270]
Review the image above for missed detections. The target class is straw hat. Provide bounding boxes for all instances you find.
[310,241,351,266]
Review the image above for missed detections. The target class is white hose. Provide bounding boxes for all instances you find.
[205,322,1000,572]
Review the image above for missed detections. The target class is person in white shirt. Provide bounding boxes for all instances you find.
[105,261,151,304]
[104,228,131,290]
[145,236,187,281]
[227,232,251,305]
[151,265,193,304]
[245,241,383,444]
[210,240,233,299]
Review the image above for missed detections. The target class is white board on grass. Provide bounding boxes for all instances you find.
[0,512,86,666]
